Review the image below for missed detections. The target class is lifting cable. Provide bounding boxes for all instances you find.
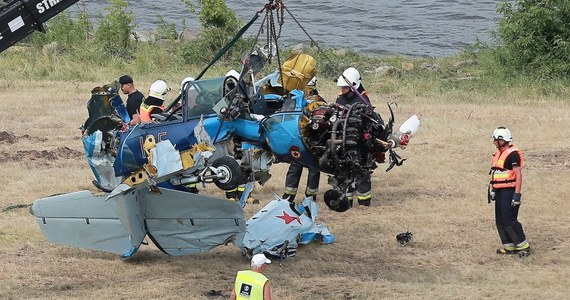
[253,0,352,92]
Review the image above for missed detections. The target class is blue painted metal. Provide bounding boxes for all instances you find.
[260,112,318,168]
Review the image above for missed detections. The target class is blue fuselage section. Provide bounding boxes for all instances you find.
[113,114,265,177]
[261,112,318,169]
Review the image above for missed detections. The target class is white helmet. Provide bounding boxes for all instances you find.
[307,76,317,86]
[337,67,361,88]
[180,77,195,91]
[492,126,512,142]
[149,80,170,100]
[225,69,240,80]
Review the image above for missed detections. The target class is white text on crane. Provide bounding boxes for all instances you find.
[36,0,63,14]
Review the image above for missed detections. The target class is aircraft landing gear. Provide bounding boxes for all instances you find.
[211,156,242,191]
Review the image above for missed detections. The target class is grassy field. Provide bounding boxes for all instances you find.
[1,72,569,300]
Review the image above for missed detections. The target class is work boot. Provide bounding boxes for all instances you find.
[358,199,371,207]
[496,248,517,254]
[305,194,317,202]
[246,197,259,204]
[496,244,517,255]
[515,241,530,251]
[226,191,238,199]
[514,241,531,257]
[282,193,296,203]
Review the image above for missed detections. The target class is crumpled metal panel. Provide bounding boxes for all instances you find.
[143,188,245,256]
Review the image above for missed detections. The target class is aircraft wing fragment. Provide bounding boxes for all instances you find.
[32,188,246,257]
[32,190,132,255]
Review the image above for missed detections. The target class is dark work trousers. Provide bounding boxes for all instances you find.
[495,187,526,245]
[347,175,372,196]
[284,164,320,196]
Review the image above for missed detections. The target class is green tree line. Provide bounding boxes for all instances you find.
[10,0,570,81]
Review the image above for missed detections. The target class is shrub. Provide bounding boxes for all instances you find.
[493,0,570,78]
[94,0,137,56]
[181,0,245,64]
[24,11,91,49]
[156,16,178,41]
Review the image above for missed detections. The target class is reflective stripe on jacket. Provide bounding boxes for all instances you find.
[490,145,523,189]
[140,103,165,122]
[234,270,268,300]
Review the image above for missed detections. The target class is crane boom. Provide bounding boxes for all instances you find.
[0,0,78,53]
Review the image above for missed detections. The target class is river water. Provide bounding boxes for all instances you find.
[70,0,503,57]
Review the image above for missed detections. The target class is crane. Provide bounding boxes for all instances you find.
[0,0,78,53]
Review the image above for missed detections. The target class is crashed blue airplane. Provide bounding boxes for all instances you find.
[30,0,420,259]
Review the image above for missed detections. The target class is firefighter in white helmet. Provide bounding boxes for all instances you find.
[167,76,196,115]
[223,69,240,96]
[140,80,170,123]
[489,126,530,255]
[336,67,368,106]
[180,77,195,92]
[223,69,259,205]
[335,67,373,207]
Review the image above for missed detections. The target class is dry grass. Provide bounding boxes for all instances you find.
[1,78,570,300]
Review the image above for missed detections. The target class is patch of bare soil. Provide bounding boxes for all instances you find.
[527,150,570,170]
[0,131,17,143]
[0,147,83,163]
[0,131,48,144]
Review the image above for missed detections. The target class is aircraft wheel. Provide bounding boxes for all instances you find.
[212,156,242,191]
[323,189,351,212]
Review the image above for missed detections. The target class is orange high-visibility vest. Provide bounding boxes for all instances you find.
[490,145,524,189]
[139,103,165,123]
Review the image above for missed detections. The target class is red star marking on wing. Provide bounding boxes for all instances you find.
[276,211,302,225]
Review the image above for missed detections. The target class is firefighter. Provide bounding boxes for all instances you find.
[282,164,320,203]
[304,76,323,101]
[335,67,373,207]
[140,80,170,123]
[282,76,322,203]
[489,127,530,254]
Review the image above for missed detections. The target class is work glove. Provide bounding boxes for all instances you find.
[399,132,410,146]
[487,185,496,203]
[511,193,522,207]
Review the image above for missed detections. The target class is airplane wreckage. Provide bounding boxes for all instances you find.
[29,0,421,259]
